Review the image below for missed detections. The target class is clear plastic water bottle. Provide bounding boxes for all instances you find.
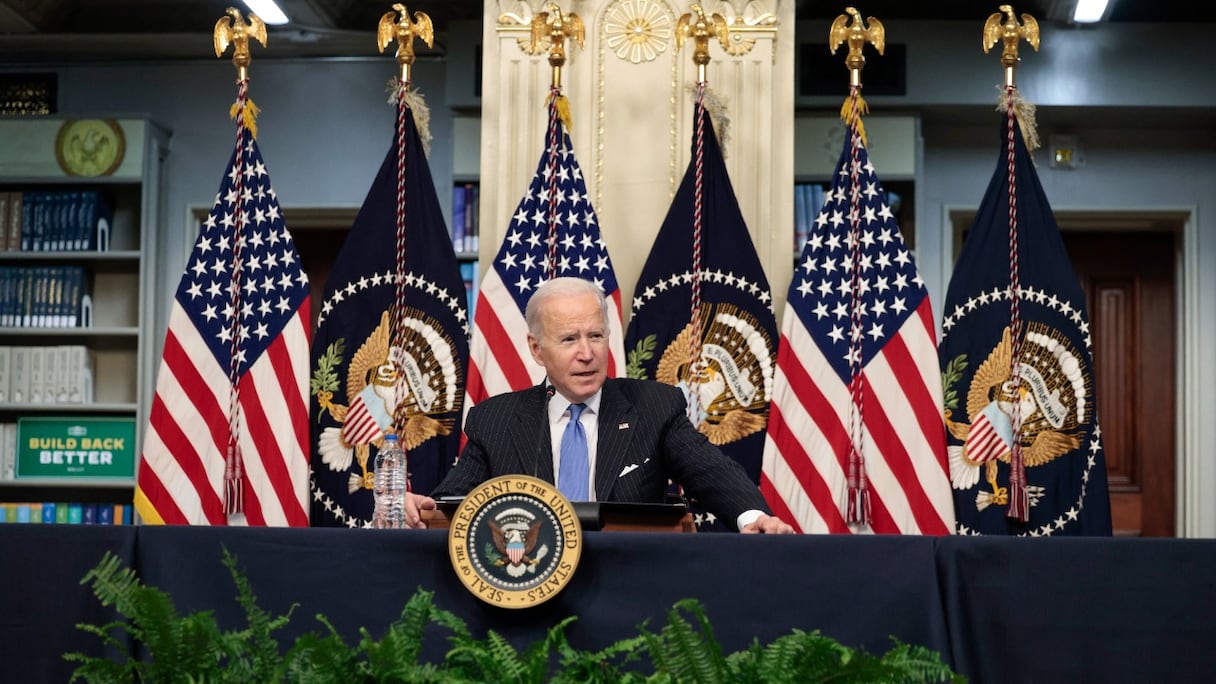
[372,434,407,529]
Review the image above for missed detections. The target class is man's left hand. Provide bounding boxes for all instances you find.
[741,514,795,534]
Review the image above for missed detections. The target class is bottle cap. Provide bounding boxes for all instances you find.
[384,434,397,442]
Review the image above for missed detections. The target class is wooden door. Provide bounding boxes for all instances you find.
[1062,230,1176,537]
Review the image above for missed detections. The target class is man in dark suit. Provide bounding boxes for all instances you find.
[405,277,793,533]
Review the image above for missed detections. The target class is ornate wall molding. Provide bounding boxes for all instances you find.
[484,0,793,317]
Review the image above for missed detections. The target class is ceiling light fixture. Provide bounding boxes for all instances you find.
[243,0,290,25]
[1072,0,1110,23]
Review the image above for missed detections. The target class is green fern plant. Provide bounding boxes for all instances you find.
[646,599,962,684]
[282,589,457,683]
[65,547,294,683]
[67,552,962,684]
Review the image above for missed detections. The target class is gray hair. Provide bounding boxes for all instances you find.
[524,277,610,337]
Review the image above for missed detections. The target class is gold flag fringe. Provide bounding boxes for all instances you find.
[229,98,261,140]
[547,92,573,132]
[386,78,433,158]
[686,83,731,159]
[839,94,869,147]
[996,84,1040,153]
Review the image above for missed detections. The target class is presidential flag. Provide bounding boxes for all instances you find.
[465,97,625,407]
[136,120,311,526]
[310,106,468,527]
[761,119,954,535]
[625,102,776,530]
[939,113,1111,536]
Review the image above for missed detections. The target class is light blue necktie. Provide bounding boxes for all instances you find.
[558,403,589,500]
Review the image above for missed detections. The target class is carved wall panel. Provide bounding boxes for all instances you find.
[480,0,794,317]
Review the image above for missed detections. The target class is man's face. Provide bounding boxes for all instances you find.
[528,291,608,403]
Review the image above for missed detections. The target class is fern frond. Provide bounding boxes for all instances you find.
[360,589,451,681]
[445,627,528,683]
[282,613,369,684]
[553,632,648,684]
[648,599,729,683]
[221,547,295,681]
[877,639,960,683]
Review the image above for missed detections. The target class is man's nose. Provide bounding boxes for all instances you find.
[574,337,593,357]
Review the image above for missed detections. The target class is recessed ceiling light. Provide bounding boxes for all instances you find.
[243,0,290,26]
[1073,0,1110,23]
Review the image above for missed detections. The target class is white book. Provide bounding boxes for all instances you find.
[0,422,14,480]
[0,346,10,403]
[81,349,95,403]
[53,345,70,403]
[27,346,43,403]
[66,345,86,403]
[9,346,28,404]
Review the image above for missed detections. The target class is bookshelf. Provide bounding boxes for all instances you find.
[452,180,480,318]
[0,117,167,520]
[452,115,481,320]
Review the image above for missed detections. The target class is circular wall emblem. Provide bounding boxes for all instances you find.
[448,475,582,609]
[55,119,126,177]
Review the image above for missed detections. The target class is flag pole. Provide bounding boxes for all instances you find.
[377,5,434,438]
[674,3,730,426]
[212,8,268,516]
[982,5,1041,523]
[828,7,885,527]
[529,4,584,278]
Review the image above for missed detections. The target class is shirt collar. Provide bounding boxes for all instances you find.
[547,387,603,422]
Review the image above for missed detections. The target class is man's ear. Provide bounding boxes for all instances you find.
[527,333,543,364]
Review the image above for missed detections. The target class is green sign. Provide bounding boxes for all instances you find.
[16,417,136,479]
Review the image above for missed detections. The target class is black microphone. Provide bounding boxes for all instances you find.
[533,379,555,480]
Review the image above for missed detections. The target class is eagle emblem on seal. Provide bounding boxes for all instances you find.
[485,507,550,578]
[944,323,1090,512]
[655,302,774,446]
[314,309,458,494]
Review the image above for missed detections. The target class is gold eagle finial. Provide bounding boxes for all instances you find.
[675,4,730,82]
[377,4,434,83]
[829,7,885,88]
[983,5,1040,87]
[214,7,267,80]
[530,3,585,89]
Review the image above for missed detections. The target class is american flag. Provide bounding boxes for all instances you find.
[465,98,625,407]
[135,125,311,526]
[760,123,954,535]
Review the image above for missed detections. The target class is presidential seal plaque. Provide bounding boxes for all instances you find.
[447,475,582,608]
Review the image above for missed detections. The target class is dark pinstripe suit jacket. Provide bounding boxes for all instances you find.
[432,378,769,530]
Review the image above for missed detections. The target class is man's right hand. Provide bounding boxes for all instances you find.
[404,492,436,529]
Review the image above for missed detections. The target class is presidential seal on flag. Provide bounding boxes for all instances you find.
[943,323,1090,514]
[314,309,462,497]
[309,103,469,528]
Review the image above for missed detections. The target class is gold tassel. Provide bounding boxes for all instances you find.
[229,98,261,140]
[386,78,433,158]
[687,83,732,158]
[548,92,573,132]
[839,94,869,148]
[996,85,1040,153]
